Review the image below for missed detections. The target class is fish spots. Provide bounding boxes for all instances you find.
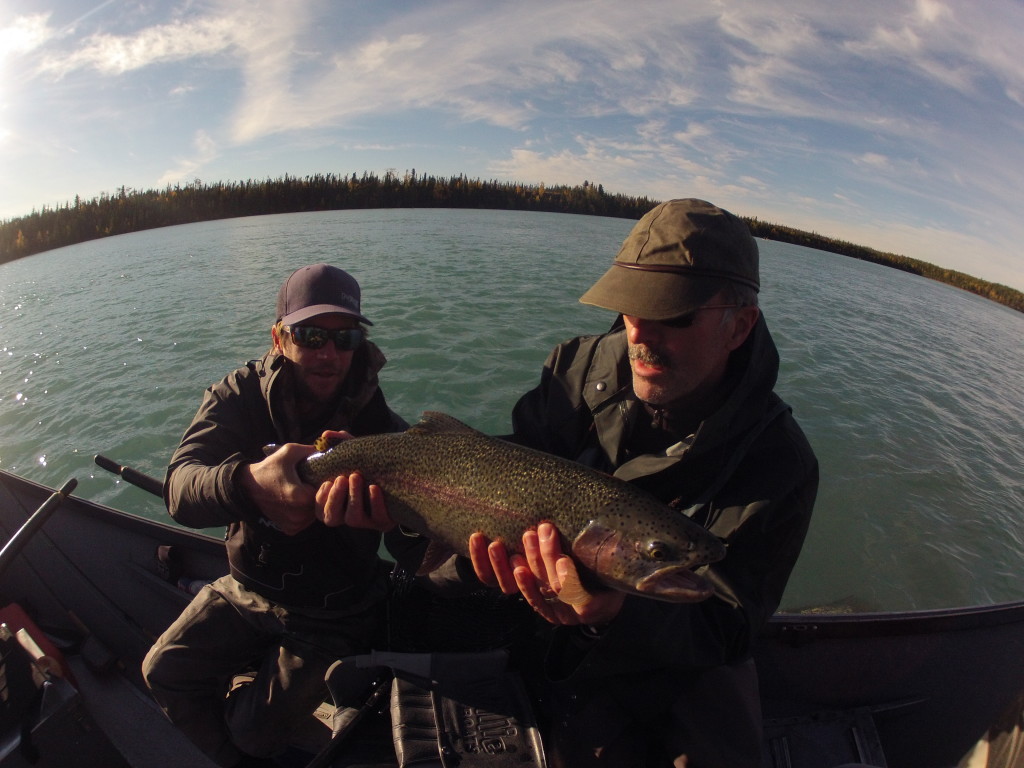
[297,415,725,600]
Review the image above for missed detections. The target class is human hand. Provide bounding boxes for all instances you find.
[313,431,396,532]
[469,522,625,627]
[240,442,319,535]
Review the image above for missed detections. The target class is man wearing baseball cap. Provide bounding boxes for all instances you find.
[470,200,819,767]
[144,264,407,767]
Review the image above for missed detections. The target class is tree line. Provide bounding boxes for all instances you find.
[0,172,650,260]
[1,171,1020,313]
[744,219,1023,312]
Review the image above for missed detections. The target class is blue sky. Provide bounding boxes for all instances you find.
[2,0,1023,289]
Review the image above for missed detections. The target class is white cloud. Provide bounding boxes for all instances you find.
[352,33,426,71]
[0,14,55,57]
[844,0,1024,99]
[0,14,57,151]
[2,0,1023,287]
[673,123,713,148]
[38,15,239,77]
[490,140,651,194]
[857,153,891,170]
[914,0,952,24]
[157,130,219,187]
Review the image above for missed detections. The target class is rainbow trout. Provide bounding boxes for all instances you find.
[298,412,726,603]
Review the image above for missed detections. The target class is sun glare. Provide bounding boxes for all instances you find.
[0,14,52,145]
[0,14,51,58]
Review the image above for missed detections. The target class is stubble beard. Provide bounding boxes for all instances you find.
[628,343,676,405]
[296,366,345,406]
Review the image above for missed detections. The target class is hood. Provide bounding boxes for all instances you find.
[582,314,782,482]
[254,340,390,443]
[686,314,780,458]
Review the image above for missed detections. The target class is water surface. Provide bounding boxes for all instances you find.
[1,209,1021,611]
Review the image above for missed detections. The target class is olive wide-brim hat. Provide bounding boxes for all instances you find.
[580,198,760,320]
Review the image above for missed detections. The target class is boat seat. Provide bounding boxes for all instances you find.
[0,622,129,767]
[763,707,887,768]
[309,650,546,768]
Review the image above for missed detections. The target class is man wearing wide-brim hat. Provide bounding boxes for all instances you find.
[470,199,819,767]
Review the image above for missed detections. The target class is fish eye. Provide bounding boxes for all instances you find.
[645,540,669,561]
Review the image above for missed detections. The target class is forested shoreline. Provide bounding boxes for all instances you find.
[2,171,1021,313]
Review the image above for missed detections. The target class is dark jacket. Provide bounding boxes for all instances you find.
[164,342,408,612]
[511,315,818,685]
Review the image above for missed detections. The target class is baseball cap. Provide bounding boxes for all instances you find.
[275,264,372,326]
[579,199,759,321]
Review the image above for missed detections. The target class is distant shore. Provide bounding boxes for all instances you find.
[2,172,1021,313]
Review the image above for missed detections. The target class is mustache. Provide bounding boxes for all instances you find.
[302,365,344,377]
[628,344,670,369]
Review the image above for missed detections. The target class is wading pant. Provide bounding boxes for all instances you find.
[141,575,381,767]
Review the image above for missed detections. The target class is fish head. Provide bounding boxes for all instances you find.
[570,512,726,603]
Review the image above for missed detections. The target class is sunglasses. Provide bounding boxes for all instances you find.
[659,304,740,329]
[284,325,364,351]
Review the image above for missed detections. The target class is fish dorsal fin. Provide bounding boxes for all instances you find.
[408,411,484,436]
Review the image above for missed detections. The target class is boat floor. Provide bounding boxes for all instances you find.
[63,656,217,768]
[43,651,397,768]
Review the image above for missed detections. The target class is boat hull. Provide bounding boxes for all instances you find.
[2,469,1023,767]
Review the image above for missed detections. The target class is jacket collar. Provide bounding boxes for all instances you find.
[583,315,780,481]
[254,340,390,443]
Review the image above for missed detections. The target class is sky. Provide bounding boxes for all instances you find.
[2,0,1023,290]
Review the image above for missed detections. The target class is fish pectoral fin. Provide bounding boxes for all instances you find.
[556,567,591,606]
[414,539,457,576]
[408,411,484,436]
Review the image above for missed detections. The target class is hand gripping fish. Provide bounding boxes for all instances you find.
[298,412,726,603]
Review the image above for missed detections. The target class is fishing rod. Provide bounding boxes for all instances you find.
[93,454,164,498]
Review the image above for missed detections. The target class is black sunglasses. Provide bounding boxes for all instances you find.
[285,325,364,351]
[659,304,740,329]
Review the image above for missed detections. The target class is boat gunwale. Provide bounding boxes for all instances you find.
[6,468,1024,638]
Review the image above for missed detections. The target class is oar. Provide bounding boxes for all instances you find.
[0,478,78,581]
[93,454,164,498]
